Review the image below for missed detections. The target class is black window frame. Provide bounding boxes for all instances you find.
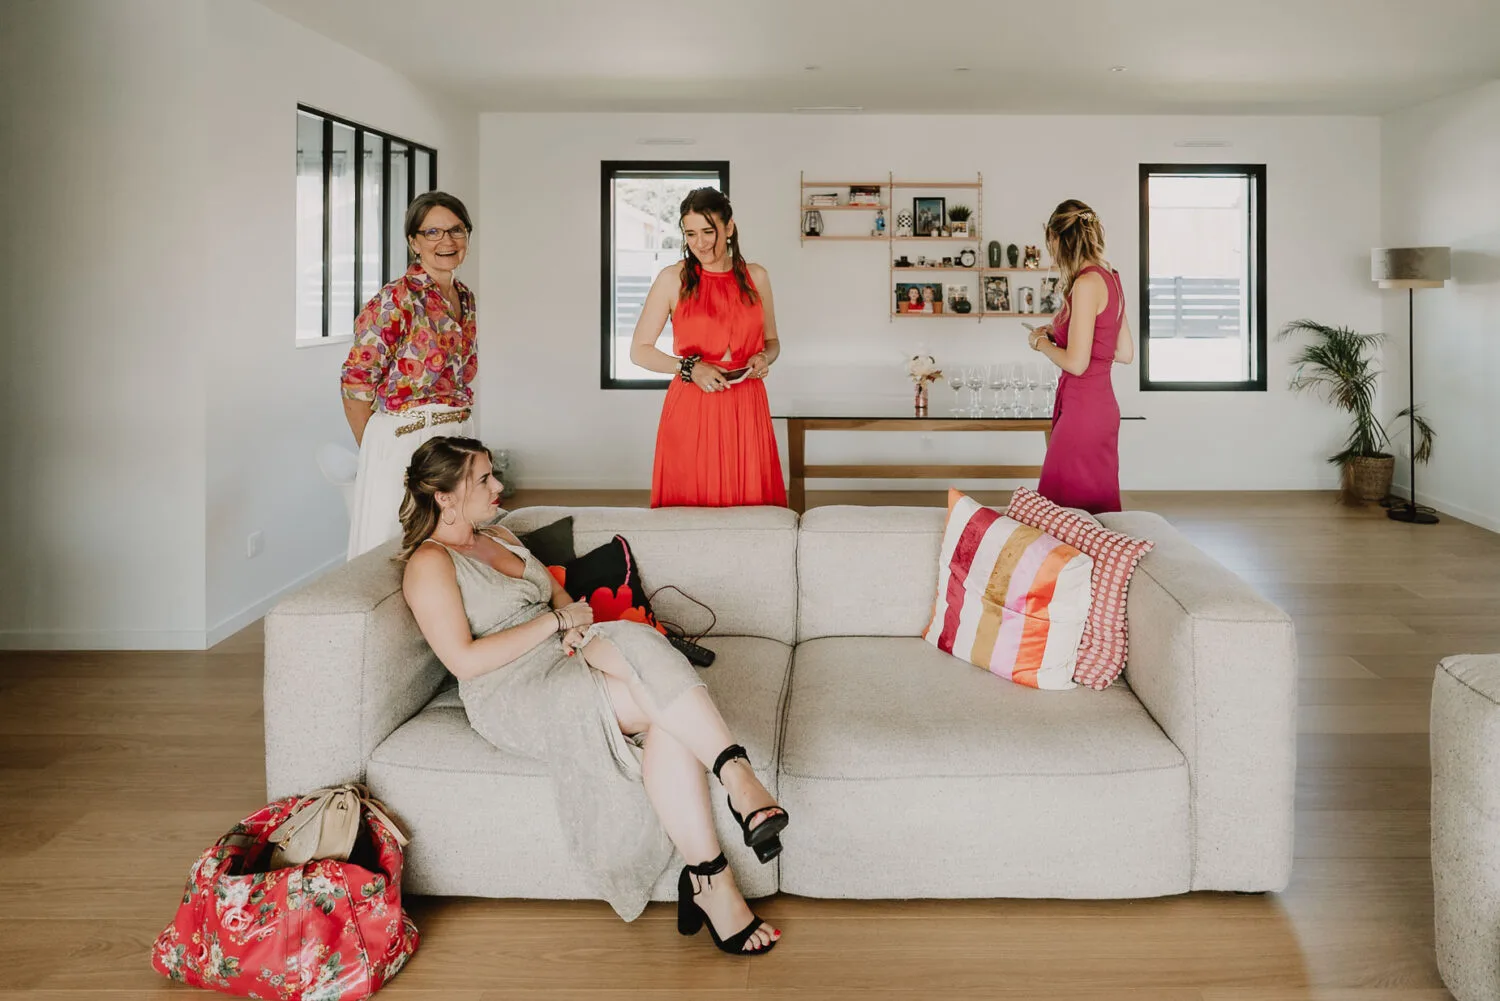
[1138,163,1268,392]
[600,160,731,389]
[297,104,438,340]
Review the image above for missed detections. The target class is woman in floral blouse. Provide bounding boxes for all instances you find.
[341,190,478,560]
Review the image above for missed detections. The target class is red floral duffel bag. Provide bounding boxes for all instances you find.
[151,793,419,999]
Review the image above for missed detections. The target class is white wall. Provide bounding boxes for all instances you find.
[0,0,209,648]
[0,0,479,648]
[478,113,1382,493]
[201,0,479,644]
[1380,82,1500,533]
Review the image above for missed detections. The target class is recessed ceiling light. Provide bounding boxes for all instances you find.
[804,64,819,71]
[954,66,970,72]
[1109,65,1127,72]
[793,105,864,113]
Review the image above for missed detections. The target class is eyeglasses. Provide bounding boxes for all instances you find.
[415,226,469,242]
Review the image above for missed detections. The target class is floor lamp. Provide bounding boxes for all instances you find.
[1371,246,1450,525]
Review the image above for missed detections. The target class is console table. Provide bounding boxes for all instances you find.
[772,399,1055,513]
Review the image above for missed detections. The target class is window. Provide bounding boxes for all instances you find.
[600,161,730,388]
[296,106,437,342]
[1138,164,1267,391]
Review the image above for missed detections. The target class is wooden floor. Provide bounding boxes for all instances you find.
[3,489,1496,1000]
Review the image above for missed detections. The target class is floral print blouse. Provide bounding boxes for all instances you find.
[340,263,477,413]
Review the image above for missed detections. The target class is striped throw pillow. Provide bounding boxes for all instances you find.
[1005,487,1155,690]
[924,489,1094,690]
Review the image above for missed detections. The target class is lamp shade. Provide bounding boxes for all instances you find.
[1371,246,1451,289]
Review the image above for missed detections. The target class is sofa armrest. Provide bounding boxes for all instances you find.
[1099,511,1298,893]
[263,544,447,800]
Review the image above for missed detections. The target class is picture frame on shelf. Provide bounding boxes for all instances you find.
[913,197,945,237]
[896,282,944,314]
[1039,277,1060,314]
[1017,285,1036,313]
[982,275,1010,313]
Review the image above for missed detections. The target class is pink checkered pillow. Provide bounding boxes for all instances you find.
[1004,487,1155,690]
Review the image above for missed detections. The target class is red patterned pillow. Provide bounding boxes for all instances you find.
[1004,487,1155,690]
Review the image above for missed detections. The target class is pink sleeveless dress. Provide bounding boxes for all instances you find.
[1037,264,1124,514]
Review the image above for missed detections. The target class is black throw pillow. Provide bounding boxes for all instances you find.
[514,516,576,569]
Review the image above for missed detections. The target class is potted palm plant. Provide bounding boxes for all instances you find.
[1278,319,1436,503]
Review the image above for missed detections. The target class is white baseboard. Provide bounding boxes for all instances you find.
[0,628,214,651]
[0,554,347,652]
[205,553,346,648]
[1389,486,1500,534]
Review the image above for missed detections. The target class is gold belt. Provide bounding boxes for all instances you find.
[392,408,471,437]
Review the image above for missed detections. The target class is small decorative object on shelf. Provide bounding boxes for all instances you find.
[1007,243,1020,267]
[803,210,824,237]
[1018,285,1036,313]
[951,289,973,314]
[947,204,972,236]
[874,208,886,237]
[1023,245,1042,269]
[906,354,943,414]
[895,254,912,268]
[895,208,914,237]
[987,241,1002,267]
[959,247,977,268]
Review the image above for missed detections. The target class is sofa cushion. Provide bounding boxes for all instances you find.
[798,506,947,640]
[924,489,1093,690]
[777,637,1190,898]
[365,636,793,902]
[502,506,798,645]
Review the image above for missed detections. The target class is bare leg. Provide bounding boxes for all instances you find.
[583,637,784,832]
[605,676,778,952]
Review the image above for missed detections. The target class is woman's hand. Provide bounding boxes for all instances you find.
[560,625,588,657]
[746,351,771,379]
[555,599,594,632]
[1027,325,1054,352]
[691,361,729,393]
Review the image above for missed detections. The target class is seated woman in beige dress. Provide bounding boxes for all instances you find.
[398,436,787,955]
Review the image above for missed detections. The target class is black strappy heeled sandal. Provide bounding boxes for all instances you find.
[677,853,778,955]
[712,744,790,864]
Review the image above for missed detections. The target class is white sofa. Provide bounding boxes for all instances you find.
[264,505,1298,903]
[1430,654,1500,1001]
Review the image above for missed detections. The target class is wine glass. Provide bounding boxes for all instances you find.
[964,365,985,415]
[987,364,1007,417]
[1023,363,1041,417]
[1041,366,1059,414]
[947,368,965,414]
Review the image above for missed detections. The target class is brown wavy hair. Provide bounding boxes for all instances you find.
[396,435,493,561]
[677,187,758,305]
[1045,199,1108,299]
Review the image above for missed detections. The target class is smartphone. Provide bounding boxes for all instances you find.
[1021,322,1038,331]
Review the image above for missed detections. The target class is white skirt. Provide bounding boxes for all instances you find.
[347,404,476,561]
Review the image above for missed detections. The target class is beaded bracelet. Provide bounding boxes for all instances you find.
[677,355,700,383]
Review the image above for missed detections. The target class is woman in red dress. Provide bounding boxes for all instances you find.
[1026,200,1137,514]
[631,188,787,508]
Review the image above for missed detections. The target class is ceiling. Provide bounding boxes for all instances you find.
[254,0,1500,115]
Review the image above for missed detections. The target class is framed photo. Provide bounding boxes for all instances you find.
[913,197,945,237]
[1017,285,1036,313]
[982,275,1010,313]
[896,282,945,314]
[1039,277,1060,314]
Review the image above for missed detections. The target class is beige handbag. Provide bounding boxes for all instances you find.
[267,784,409,869]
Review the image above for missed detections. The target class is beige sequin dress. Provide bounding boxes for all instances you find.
[424,533,705,921]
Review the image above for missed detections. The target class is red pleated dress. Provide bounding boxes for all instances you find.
[650,268,787,508]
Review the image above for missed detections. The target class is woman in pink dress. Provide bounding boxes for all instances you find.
[1027,200,1136,514]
